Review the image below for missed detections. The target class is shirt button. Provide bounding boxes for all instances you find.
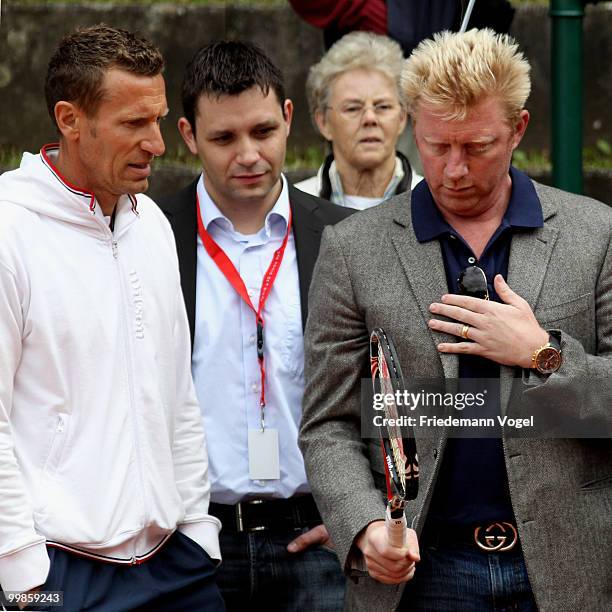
[251,383,258,393]
[249,334,256,345]
[248,289,254,298]
[468,256,476,264]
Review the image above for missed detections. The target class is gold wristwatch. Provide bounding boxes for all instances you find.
[531,332,562,374]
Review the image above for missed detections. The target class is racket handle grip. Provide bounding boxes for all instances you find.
[385,506,407,548]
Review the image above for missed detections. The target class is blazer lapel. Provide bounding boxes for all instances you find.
[388,200,458,379]
[290,185,325,330]
[500,197,559,413]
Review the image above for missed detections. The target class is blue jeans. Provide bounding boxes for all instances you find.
[217,528,345,611]
[400,545,537,612]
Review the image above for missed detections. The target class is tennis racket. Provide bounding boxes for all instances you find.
[370,328,419,547]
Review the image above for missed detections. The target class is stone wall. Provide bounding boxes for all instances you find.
[511,3,612,152]
[1,2,611,156]
[0,3,325,156]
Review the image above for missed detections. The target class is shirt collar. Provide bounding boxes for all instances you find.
[412,166,544,243]
[197,173,290,239]
[329,155,405,207]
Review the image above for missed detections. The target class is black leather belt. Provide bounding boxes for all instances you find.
[422,520,520,552]
[210,495,322,534]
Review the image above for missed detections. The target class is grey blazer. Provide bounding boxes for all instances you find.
[300,180,612,612]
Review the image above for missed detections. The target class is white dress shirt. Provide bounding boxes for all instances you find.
[191,174,310,504]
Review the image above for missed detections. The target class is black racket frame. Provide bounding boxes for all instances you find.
[370,327,419,511]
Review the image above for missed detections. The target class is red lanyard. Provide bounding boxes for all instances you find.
[196,194,292,413]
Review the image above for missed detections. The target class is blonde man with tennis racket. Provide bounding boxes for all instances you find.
[300,28,611,612]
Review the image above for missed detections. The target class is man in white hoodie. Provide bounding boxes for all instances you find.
[0,25,223,611]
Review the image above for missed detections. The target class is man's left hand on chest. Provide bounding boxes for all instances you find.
[428,274,549,368]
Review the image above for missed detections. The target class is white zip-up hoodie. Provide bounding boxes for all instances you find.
[0,147,221,594]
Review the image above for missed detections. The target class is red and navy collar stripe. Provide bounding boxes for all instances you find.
[40,144,139,216]
[41,144,96,212]
[128,193,139,216]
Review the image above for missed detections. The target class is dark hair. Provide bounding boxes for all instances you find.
[181,40,286,133]
[45,24,164,128]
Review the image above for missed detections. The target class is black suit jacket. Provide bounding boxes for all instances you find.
[157,179,354,347]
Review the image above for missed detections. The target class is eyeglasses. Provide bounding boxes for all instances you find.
[325,102,400,121]
[458,265,489,300]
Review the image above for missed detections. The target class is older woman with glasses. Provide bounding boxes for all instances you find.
[295,32,422,209]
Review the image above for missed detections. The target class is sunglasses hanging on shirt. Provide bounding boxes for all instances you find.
[457,265,489,300]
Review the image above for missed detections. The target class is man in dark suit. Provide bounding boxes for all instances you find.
[157,41,351,610]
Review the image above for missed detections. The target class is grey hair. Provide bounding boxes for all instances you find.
[402,28,531,124]
[306,31,406,119]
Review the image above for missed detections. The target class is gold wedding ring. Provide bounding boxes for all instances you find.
[461,324,470,339]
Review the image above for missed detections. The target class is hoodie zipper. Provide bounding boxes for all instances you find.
[111,238,148,543]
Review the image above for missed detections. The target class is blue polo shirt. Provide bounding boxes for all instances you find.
[411,167,543,526]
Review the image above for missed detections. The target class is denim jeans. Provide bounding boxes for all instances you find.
[399,544,537,612]
[217,528,345,611]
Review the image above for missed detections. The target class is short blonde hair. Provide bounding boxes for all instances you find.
[306,31,405,118]
[401,29,531,123]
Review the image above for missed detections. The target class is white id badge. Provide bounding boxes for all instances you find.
[248,428,280,480]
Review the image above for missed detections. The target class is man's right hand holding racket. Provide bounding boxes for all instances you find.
[360,328,420,584]
[355,520,420,584]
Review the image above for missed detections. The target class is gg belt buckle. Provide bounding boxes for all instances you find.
[474,521,518,552]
